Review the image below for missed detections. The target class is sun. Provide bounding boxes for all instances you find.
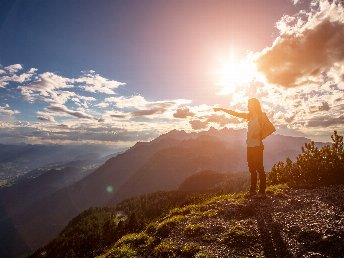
[215,54,257,95]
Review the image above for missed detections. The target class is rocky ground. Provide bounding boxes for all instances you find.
[172,185,344,257]
[102,184,344,258]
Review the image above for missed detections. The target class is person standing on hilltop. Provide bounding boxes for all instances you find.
[214,98,272,198]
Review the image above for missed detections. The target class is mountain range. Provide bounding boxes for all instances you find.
[0,143,118,186]
[0,128,321,257]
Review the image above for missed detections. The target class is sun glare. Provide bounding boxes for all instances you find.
[215,55,257,95]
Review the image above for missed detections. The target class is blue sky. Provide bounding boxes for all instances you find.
[0,0,300,101]
[1,0,344,146]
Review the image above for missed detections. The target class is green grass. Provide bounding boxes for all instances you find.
[167,192,244,219]
[184,224,206,237]
[192,208,220,219]
[194,249,216,258]
[145,222,157,235]
[266,183,288,197]
[181,242,201,257]
[152,239,178,257]
[155,215,185,238]
[115,232,150,248]
[168,204,201,217]
[99,244,137,258]
[101,232,152,257]
[221,223,257,249]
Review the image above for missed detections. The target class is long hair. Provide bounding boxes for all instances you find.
[248,98,262,120]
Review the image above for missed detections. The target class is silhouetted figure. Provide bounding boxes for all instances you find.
[214,98,268,198]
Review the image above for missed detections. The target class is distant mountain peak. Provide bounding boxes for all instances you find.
[154,129,192,142]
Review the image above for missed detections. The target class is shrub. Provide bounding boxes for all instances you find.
[268,131,344,187]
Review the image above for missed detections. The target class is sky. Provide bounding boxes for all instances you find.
[0,0,344,147]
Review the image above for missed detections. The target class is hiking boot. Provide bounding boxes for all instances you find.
[254,192,267,199]
[244,191,256,198]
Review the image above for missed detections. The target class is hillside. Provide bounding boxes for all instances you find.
[31,131,344,258]
[100,184,344,257]
[0,161,102,258]
[112,135,244,202]
[32,184,344,258]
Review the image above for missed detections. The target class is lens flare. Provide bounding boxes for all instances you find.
[106,185,113,193]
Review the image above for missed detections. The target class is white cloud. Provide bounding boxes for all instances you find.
[0,64,36,88]
[104,95,148,109]
[19,72,74,102]
[78,96,97,102]
[105,95,190,111]
[95,102,109,108]
[4,64,23,73]
[0,104,20,116]
[75,71,126,94]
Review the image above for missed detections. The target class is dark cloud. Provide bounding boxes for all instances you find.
[256,5,344,87]
[47,104,94,120]
[131,102,175,117]
[285,114,297,123]
[111,114,127,118]
[131,108,165,117]
[37,116,55,122]
[329,84,340,90]
[319,101,330,111]
[189,119,208,130]
[173,107,195,119]
[309,101,331,113]
[307,115,344,127]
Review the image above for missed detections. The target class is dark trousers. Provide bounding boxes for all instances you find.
[247,146,266,193]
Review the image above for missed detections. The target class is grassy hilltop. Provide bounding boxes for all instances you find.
[99,184,344,258]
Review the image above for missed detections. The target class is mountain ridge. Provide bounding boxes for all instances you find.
[0,128,323,256]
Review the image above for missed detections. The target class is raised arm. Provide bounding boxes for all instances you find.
[213,108,249,120]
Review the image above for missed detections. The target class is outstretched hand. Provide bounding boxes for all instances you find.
[213,108,222,112]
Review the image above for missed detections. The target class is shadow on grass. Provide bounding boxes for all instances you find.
[254,200,291,258]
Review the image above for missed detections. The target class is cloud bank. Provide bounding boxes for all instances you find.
[256,0,344,88]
